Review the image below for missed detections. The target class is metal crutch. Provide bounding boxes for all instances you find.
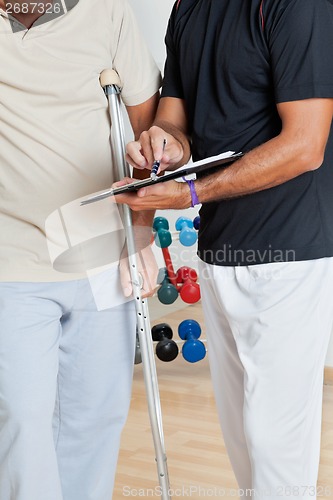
[100,69,171,500]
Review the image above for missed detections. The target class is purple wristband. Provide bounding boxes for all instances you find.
[182,177,200,207]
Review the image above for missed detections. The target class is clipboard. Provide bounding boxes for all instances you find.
[81,151,243,206]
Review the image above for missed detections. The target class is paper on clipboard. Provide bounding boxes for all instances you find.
[81,150,242,206]
[168,150,236,174]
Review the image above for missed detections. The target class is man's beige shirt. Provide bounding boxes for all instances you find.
[0,0,161,281]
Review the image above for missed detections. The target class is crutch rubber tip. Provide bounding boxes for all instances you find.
[100,69,122,88]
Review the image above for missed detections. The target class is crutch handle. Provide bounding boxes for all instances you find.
[100,69,122,88]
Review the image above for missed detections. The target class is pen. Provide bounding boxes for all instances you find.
[150,139,167,181]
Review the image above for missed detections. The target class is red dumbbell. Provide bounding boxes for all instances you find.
[176,266,201,304]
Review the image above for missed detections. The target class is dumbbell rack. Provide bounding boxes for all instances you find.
[152,320,207,364]
[153,216,201,306]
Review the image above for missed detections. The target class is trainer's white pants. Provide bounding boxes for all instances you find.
[0,276,136,500]
[199,258,333,500]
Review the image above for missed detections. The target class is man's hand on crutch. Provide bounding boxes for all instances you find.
[119,224,159,298]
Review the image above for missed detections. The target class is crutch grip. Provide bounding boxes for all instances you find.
[100,69,122,88]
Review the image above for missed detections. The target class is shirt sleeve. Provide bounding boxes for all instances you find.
[264,0,333,103]
[161,3,184,99]
[110,0,161,106]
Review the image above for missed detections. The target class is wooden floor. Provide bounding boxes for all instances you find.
[114,303,333,499]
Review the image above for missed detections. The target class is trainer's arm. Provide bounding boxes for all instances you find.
[194,98,333,203]
[125,92,159,236]
[115,97,333,211]
[126,92,160,171]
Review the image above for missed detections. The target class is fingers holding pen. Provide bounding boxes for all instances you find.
[125,131,154,170]
[126,126,183,173]
[125,141,147,170]
[149,128,184,170]
[125,127,166,171]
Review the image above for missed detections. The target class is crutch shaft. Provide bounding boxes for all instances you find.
[101,70,171,499]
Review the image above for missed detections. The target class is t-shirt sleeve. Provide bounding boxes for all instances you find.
[161,4,184,99]
[110,0,161,106]
[264,0,333,103]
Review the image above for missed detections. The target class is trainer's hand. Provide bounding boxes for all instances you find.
[112,177,191,211]
[126,126,184,174]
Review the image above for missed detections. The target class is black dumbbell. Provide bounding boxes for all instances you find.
[152,323,179,362]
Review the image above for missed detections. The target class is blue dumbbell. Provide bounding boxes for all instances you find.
[175,216,198,247]
[178,319,206,363]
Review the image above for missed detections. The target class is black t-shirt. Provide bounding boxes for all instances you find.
[162,0,333,266]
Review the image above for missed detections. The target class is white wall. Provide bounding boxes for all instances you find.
[128,0,175,70]
[127,0,333,367]
[327,335,333,367]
